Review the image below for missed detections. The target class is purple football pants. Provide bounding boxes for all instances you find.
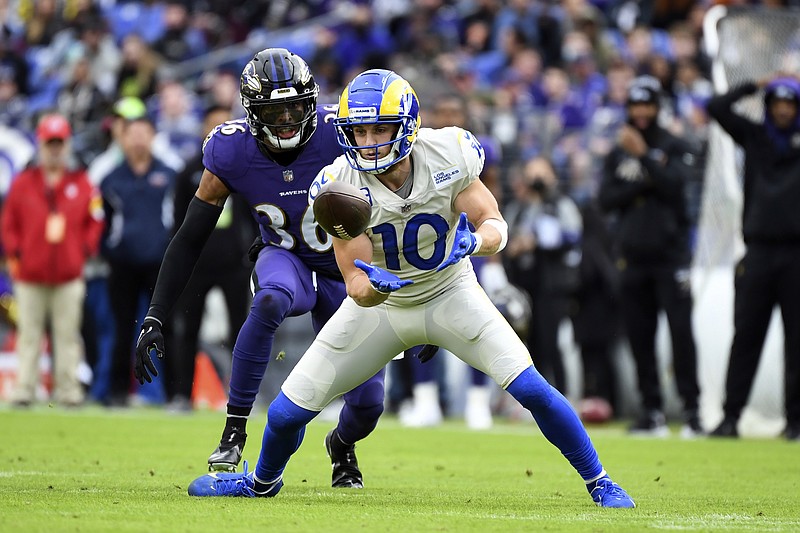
[229,246,384,444]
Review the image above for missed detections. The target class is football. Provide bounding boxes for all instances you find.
[312,181,372,240]
[577,397,614,424]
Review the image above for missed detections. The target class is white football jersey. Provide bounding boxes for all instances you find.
[310,126,486,306]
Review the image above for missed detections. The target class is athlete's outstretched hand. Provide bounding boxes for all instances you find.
[134,318,165,384]
[354,259,414,293]
[437,212,479,271]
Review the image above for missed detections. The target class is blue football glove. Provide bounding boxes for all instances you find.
[437,212,479,272]
[354,259,414,293]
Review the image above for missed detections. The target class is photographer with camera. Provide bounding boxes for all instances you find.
[503,156,582,393]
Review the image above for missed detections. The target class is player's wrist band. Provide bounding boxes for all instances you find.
[481,218,508,252]
[471,232,483,254]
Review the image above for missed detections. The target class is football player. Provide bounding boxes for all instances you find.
[186,69,635,508]
[134,49,429,488]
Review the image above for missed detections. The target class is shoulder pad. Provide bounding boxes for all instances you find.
[202,119,251,179]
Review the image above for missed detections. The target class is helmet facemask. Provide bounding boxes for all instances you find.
[240,48,319,152]
[336,117,415,174]
[243,89,318,151]
[334,69,420,174]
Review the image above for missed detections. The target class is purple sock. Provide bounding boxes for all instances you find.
[228,289,292,408]
[336,369,385,444]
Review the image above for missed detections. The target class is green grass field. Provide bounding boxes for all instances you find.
[1,406,799,532]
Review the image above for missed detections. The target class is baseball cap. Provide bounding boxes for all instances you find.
[36,114,72,142]
[765,77,800,104]
[626,75,661,105]
[112,96,147,120]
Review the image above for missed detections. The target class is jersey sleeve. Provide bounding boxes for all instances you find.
[201,120,248,181]
[454,127,485,189]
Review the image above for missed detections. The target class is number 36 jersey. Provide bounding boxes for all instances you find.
[202,106,343,278]
[311,126,486,306]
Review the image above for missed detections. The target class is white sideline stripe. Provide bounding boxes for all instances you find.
[410,509,800,530]
[0,471,102,477]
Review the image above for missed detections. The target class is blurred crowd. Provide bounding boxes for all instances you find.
[0,0,792,419]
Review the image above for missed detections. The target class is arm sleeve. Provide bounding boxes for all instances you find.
[706,82,759,145]
[146,196,223,323]
[172,171,195,232]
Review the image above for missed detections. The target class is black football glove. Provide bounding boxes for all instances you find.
[248,235,267,263]
[134,318,165,384]
[415,344,439,364]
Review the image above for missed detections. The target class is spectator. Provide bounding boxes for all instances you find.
[706,76,800,442]
[21,0,67,47]
[152,1,207,63]
[0,59,29,130]
[115,33,160,101]
[89,96,182,185]
[165,104,257,411]
[598,76,702,437]
[1,113,104,407]
[503,156,582,392]
[100,116,176,407]
[0,33,29,95]
[150,80,202,166]
[64,16,122,99]
[56,54,109,162]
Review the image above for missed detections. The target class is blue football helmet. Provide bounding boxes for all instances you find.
[240,48,319,152]
[334,69,420,174]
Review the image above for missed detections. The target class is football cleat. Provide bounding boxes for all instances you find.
[709,417,739,438]
[208,427,247,472]
[188,461,283,497]
[324,429,364,489]
[589,477,636,508]
[628,410,669,438]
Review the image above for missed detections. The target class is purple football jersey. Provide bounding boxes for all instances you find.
[202,106,343,277]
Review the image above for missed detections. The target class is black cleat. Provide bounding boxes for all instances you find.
[628,409,669,437]
[784,423,800,442]
[208,427,247,472]
[324,429,364,488]
[709,417,739,438]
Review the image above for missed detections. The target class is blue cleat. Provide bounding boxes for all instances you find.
[589,477,636,508]
[188,461,283,498]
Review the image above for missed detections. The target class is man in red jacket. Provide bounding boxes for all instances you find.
[1,113,105,406]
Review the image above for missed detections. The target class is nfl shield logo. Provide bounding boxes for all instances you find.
[283,169,294,182]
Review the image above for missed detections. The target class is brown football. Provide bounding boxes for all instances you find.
[312,181,372,240]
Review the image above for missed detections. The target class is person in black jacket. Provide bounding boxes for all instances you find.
[599,76,702,438]
[706,75,800,441]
